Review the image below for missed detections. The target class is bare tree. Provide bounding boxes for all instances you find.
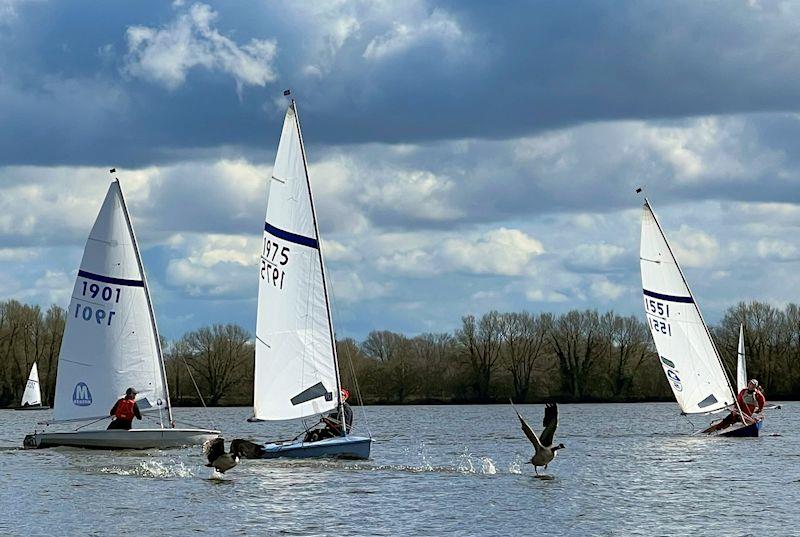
[550,310,601,399]
[600,312,651,398]
[500,312,550,403]
[178,324,252,406]
[456,312,503,401]
[361,330,416,402]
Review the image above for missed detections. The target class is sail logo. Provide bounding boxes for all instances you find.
[72,382,93,406]
[666,369,683,392]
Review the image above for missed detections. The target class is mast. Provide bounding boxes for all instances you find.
[643,198,742,416]
[291,99,345,435]
[113,176,174,428]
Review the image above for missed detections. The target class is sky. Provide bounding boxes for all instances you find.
[1,0,799,340]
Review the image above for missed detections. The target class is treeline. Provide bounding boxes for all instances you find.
[1,299,799,407]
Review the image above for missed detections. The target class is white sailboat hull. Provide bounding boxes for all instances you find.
[23,428,219,450]
[257,435,372,460]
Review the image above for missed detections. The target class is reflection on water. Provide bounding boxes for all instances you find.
[0,403,798,535]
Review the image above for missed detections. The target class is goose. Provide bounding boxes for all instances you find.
[204,438,265,473]
[511,401,565,474]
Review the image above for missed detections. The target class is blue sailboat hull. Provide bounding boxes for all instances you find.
[718,419,762,438]
[258,435,372,460]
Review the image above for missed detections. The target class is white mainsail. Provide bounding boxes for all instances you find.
[254,101,341,421]
[21,363,42,407]
[737,324,747,393]
[639,199,734,414]
[52,181,170,423]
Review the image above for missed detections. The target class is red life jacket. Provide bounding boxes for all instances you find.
[115,398,135,421]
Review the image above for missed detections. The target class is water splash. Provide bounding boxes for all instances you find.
[99,460,194,478]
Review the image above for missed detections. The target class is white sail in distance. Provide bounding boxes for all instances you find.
[737,324,747,393]
[254,102,341,421]
[639,199,734,414]
[21,363,42,407]
[52,181,169,423]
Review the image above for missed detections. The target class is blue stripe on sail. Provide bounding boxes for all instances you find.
[264,222,318,249]
[78,270,144,287]
[643,288,694,303]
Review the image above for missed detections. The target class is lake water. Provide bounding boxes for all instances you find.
[0,403,796,536]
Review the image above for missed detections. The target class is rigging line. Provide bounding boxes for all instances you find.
[325,269,372,438]
[178,352,216,431]
[73,415,109,431]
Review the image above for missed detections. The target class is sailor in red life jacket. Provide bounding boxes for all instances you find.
[703,379,766,433]
[107,387,143,430]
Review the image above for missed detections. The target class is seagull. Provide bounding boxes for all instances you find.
[511,401,566,475]
[204,437,265,473]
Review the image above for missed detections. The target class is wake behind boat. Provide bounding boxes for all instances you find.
[24,178,218,450]
[235,95,371,460]
[639,196,763,437]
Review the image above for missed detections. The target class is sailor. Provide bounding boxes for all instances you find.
[304,389,354,442]
[703,379,765,433]
[323,388,354,435]
[107,387,143,430]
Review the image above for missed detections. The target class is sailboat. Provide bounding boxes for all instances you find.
[14,363,49,410]
[737,324,747,393]
[639,197,761,437]
[23,179,219,449]
[243,97,371,459]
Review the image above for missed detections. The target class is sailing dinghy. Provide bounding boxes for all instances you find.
[639,197,761,437]
[23,180,219,449]
[14,363,49,410]
[242,98,371,460]
[737,324,747,393]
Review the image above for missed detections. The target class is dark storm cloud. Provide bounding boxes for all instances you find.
[3,1,800,166]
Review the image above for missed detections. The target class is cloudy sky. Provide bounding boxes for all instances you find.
[1,0,799,340]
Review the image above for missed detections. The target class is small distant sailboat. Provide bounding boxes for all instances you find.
[14,363,49,410]
[737,324,747,393]
[639,197,761,437]
[241,96,371,459]
[24,179,219,449]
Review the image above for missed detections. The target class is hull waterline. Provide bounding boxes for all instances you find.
[256,435,371,460]
[23,428,219,450]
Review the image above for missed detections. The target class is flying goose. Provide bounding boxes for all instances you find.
[511,401,565,474]
[204,437,265,473]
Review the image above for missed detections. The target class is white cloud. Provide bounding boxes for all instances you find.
[359,169,463,222]
[568,243,627,271]
[363,8,464,61]
[525,288,569,303]
[328,270,391,304]
[440,228,544,276]
[590,278,625,301]
[671,225,720,268]
[756,238,799,261]
[123,3,278,92]
[165,233,259,298]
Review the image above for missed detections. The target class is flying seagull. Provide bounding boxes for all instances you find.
[204,437,264,473]
[511,401,565,475]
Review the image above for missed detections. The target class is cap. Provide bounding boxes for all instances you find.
[125,387,138,396]
[747,379,758,388]
[340,388,350,400]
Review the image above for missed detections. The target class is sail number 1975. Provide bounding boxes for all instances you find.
[261,238,290,289]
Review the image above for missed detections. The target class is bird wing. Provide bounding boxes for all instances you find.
[510,400,542,449]
[230,438,265,459]
[204,437,225,463]
[539,402,559,447]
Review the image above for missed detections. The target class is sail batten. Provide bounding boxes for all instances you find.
[254,102,339,422]
[52,182,168,424]
[639,199,735,415]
